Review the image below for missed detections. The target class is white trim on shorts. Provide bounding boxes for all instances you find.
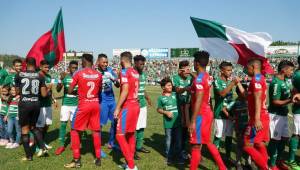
[269,113,289,140]
[60,105,77,122]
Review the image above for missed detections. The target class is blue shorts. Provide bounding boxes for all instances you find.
[100,101,116,125]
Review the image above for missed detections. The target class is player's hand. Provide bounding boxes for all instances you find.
[254,119,263,131]
[165,111,173,119]
[60,72,67,80]
[188,121,195,134]
[114,107,121,119]
[233,77,241,85]
[292,94,300,103]
[3,116,7,122]
[147,99,152,107]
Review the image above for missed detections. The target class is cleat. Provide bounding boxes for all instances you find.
[136,147,150,153]
[21,157,33,161]
[36,149,48,157]
[64,159,81,168]
[55,146,65,155]
[94,158,101,166]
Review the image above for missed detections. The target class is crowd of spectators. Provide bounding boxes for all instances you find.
[48,55,298,85]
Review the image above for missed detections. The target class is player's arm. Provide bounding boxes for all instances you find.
[236,82,246,97]
[216,79,237,97]
[254,90,263,131]
[157,97,172,118]
[145,91,152,106]
[111,70,120,88]
[272,84,291,106]
[56,72,67,92]
[68,73,78,95]
[189,90,203,133]
[113,84,128,118]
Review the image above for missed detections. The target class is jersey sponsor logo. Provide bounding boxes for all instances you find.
[131,72,139,79]
[196,73,204,83]
[21,97,39,102]
[255,83,262,89]
[82,73,99,79]
[19,72,39,78]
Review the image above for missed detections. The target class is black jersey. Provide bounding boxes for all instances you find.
[15,71,46,103]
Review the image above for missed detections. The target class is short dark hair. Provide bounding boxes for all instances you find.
[193,51,210,67]
[278,60,295,72]
[82,53,94,63]
[219,61,233,69]
[13,59,22,65]
[98,53,108,59]
[120,51,132,62]
[179,60,189,69]
[160,77,172,87]
[26,57,36,67]
[40,60,49,66]
[236,84,247,94]
[69,60,78,66]
[134,55,146,62]
[247,58,262,67]
[2,84,10,91]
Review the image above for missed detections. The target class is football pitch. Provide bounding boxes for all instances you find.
[0,86,299,170]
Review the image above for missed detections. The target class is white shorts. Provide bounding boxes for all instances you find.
[214,119,234,138]
[60,106,77,122]
[36,107,53,127]
[293,114,300,135]
[136,107,147,130]
[269,113,289,140]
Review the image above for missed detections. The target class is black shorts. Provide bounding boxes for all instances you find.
[19,102,40,127]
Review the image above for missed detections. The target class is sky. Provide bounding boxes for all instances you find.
[0,0,299,57]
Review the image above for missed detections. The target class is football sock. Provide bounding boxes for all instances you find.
[268,139,278,166]
[135,129,144,150]
[190,147,201,170]
[225,136,232,158]
[59,121,67,146]
[92,131,101,159]
[21,134,32,158]
[70,130,81,159]
[244,146,268,170]
[116,134,135,169]
[207,143,226,170]
[213,137,221,149]
[289,136,298,162]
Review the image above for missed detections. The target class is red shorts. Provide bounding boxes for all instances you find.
[71,102,101,131]
[244,117,270,144]
[116,101,140,134]
[190,110,213,144]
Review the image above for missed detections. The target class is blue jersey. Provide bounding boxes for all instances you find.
[99,67,117,102]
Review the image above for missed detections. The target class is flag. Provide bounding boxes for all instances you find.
[190,17,274,74]
[26,9,65,67]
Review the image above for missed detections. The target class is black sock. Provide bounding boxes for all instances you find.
[21,134,32,158]
[32,128,46,149]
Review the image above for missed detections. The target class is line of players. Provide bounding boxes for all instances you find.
[12,50,300,170]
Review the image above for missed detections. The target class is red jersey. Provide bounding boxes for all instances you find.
[191,72,212,115]
[70,68,102,103]
[120,67,139,102]
[247,74,268,123]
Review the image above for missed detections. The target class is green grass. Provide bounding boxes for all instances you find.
[0,86,299,170]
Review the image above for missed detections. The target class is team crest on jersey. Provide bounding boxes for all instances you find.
[255,83,262,89]
[121,77,128,83]
[196,84,203,90]
[196,73,204,83]
[255,74,261,81]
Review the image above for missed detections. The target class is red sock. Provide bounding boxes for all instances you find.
[190,147,201,170]
[243,146,268,170]
[206,143,226,170]
[254,144,268,164]
[92,131,101,159]
[126,132,136,158]
[116,134,135,169]
[71,130,81,159]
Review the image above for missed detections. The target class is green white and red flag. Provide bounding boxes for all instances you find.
[190,17,274,74]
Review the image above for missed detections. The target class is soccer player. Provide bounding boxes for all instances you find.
[287,56,300,170]
[97,54,120,150]
[36,60,54,149]
[189,51,226,170]
[64,54,102,168]
[4,59,22,87]
[15,57,48,161]
[243,58,269,170]
[114,52,140,170]
[134,55,152,160]
[55,60,78,155]
[267,60,294,170]
[171,60,192,159]
[213,61,236,160]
